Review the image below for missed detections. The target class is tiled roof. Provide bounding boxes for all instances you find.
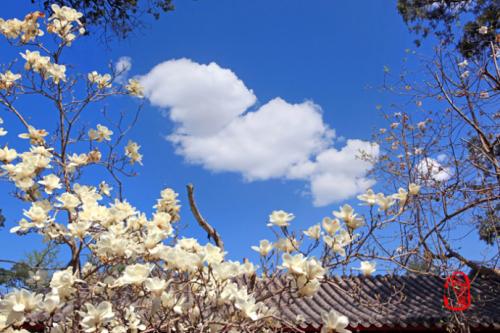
[263,273,500,331]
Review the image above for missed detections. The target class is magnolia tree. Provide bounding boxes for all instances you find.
[0,5,420,333]
[372,39,499,276]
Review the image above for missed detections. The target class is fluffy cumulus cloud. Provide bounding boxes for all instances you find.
[141,59,256,136]
[416,157,452,183]
[140,58,379,206]
[288,140,379,206]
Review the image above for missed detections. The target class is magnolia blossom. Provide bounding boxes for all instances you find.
[333,205,364,230]
[408,183,420,195]
[144,277,168,296]
[18,125,48,145]
[267,210,294,227]
[68,220,91,238]
[88,71,112,89]
[0,289,42,328]
[392,188,408,207]
[0,70,21,90]
[356,189,379,206]
[375,195,395,212]
[0,11,44,42]
[88,124,113,142]
[126,79,144,97]
[38,174,62,194]
[324,229,354,257]
[98,181,112,196]
[115,263,152,286]
[322,217,340,235]
[251,239,273,256]
[125,140,143,165]
[79,301,114,333]
[321,310,351,333]
[50,267,77,299]
[357,261,376,276]
[281,253,307,275]
[274,237,300,253]
[56,192,81,210]
[304,224,321,240]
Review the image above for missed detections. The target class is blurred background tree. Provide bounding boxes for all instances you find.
[397,0,498,58]
[31,0,175,40]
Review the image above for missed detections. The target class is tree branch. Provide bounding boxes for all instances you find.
[186,184,224,251]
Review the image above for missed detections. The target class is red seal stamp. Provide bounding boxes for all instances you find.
[443,271,471,311]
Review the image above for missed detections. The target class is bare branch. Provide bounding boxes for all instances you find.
[186,184,225,251]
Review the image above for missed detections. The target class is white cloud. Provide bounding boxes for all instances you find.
[417,157,452,183]
[141,59,378,206]
[169,97,334,180]
[141,58,256,136]
[305,140,379,206]
[115,56,132,83]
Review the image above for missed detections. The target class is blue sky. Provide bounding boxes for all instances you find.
[3,1,480,271]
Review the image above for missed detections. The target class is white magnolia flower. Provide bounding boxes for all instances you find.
[408,183,420,195]
[203,243,225,265]
[56,192,81,210]
[50,267,77,298]
[251,239,273,256]
[88,124,113,142]
[267,210,294,227]
[357,261,376,276]
[322,217,340,235]
[321,310,351,333]
[281,253,307,275]
[67,153,88,170]
[87,71,112,89]
[333,205,364,230]
[304,224,321,240]
[274,237,300,253]
[18,125,48,145]
[98,181,112,196]
[458,59,468,68]
[0,70,21,90]
[38,174,62,194]
[0,289,42,327]
[79,301,114,333]
[116,263,152,286]
[324,229,354,257]
[144,277,168,296]
[50,4,83,22]
[375,195,395,212]
[125,140,143,165]
[357,189,380,206]
[295,275,321,297]
[125,79,144,97]
[68,220,91,239]
[392,188,408,206]
[460,70,470,79]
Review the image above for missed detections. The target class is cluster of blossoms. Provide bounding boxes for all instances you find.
[0,71,21,91]
[356,183,420,212]
[0,5,423,333]
[46,4,85,44]
[0,11,44,43]
[20,50,66,84]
